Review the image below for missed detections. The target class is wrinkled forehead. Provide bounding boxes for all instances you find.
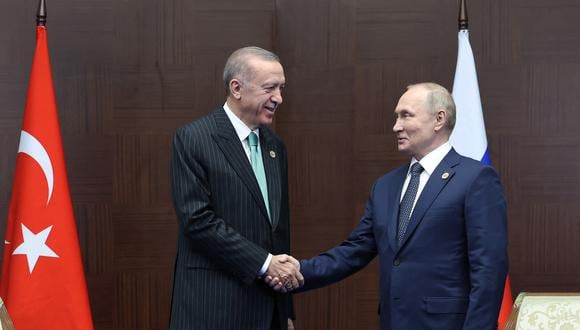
[247,56,283,70]
[245,57,284,80]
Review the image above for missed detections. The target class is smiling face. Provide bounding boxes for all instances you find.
[228,57,285,129]
[392,85,447,160]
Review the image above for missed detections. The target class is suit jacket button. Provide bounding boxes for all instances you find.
[393,259,400,266]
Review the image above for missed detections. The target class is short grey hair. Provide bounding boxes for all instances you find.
[407,82,456,132]
[223,46,280,95]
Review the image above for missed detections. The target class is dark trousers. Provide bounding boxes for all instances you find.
[270,305,281,330]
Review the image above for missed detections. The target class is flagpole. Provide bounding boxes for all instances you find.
[37,0,47,26]
[458,0,468,30]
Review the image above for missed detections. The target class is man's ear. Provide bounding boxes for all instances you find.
[434,109,447,132]
[229,79,242,100]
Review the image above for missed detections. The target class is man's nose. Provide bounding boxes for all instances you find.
[393,118,401,132]
[271,88,283,104]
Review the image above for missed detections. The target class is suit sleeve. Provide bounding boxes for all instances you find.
[170,129,269,285]
[463,166,509,329]
[298,184,379,291]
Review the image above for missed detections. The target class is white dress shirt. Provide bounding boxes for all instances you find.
[223,103,272,276]
[400,142,452,216]
[223,102,260,161]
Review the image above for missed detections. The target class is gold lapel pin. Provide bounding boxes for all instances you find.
[442,172,450,180]
[269,150,276,158]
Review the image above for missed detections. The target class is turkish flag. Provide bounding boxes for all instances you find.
[0,26,94,329]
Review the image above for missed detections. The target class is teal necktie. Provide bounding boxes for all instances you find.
[248,132,271,221]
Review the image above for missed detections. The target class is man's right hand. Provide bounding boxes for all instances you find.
[265,254,303,292]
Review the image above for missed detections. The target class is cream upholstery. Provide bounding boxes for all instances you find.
[0,297,15,330]
[505,292,580,330]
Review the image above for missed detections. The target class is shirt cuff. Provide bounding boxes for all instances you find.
[258,253,273,277]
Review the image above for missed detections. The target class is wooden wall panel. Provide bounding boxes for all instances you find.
[276,1,358,327]
[1,0,580,329]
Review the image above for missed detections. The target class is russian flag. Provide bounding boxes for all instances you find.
[449,29,513,328]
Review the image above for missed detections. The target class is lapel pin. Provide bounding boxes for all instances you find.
[269,150,276,158]
[441,172,449,180]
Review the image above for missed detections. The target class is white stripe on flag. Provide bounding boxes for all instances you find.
[449,30,488,163]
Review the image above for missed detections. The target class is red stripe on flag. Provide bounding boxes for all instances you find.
[498,277,513,329]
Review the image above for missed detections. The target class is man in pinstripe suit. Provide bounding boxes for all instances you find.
[169,47,302,330]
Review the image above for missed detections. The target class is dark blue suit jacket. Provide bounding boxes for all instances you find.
[299,148,508,330]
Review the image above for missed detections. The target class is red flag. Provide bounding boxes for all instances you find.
[0,26,93,329]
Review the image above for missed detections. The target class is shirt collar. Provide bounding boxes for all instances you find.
[409,142,452,176]
[223,102,259,142]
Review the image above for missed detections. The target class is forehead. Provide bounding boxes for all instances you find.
[247,58,285,81]
[395,87,429,113]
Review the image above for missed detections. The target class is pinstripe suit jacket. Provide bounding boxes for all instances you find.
[169,107,293,330]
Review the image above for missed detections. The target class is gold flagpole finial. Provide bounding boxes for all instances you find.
[37,0,47,26]
[458,0,468,30]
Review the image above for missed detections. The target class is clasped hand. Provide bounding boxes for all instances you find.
[265,254,304,293]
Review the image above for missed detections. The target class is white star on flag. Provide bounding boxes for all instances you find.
[12,223,59,273]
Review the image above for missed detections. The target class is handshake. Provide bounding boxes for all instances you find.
[264,254,304,293]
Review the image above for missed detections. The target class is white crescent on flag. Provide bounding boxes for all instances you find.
[17,130,54,205]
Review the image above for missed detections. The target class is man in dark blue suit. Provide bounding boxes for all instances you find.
[269,82,508,329]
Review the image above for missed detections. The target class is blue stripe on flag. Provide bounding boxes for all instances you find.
[480,148,491,166]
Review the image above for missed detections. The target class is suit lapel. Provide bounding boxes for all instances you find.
[397,149,461,250]
[260,128,282,229]
[387,167,407,253]
[211,108,271,223]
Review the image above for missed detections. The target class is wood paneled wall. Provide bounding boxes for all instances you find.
[1,0,579,328]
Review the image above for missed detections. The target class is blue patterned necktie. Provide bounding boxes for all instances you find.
[248,132,271,221]
[397,162,424,246]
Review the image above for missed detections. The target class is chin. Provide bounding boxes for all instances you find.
[398,146,413,156]
[259,117,274,126]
